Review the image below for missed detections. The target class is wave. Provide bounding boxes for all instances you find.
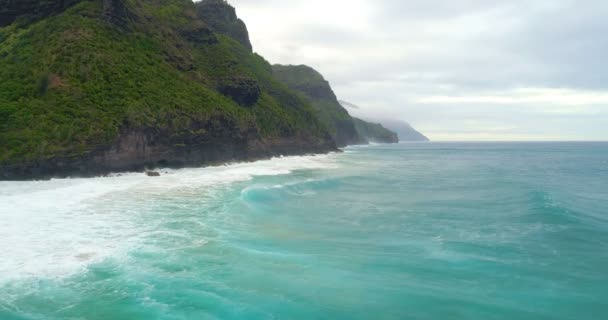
[0,154,340,284]
[240,176,343,205]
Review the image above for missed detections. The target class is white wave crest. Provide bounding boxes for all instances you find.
[0,153,339,284]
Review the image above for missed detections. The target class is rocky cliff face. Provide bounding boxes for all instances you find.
[272,65,364,147]
[195,0,253,52]
[0,116,334,180]
[217,76,261,107]
[102,0,130,26]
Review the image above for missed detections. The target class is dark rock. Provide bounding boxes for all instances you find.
[179,20,218,45]
[0,115,336,180]
[218,76,261,107]
[0,0,84,27]
[102,0,130,26]
[146,171,160,177]
[195,0,253,51]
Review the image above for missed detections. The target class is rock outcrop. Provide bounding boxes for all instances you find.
[0,116,335,180]
[102,0,130,26]
[194,0,253,51]
[218,76,261,107]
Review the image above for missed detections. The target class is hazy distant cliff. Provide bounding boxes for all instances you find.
[0,0,335,179]
[340,100,429,142]
[352,118,399,144]
[373,119,429,142]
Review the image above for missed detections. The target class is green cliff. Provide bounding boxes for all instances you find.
[0,0,335,179]
[194,0,252,52]
[272,64,400,145]
[271,64,365,147]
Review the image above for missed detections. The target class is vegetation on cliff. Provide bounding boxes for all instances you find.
[194,0,252,51]
[271,64,364,147]
[0,0,333,177]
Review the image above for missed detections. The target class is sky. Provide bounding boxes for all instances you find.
[225,0,608,141]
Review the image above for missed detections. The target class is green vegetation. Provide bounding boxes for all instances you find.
[195,0,252,51]
[272,64,362,146]
[0,0,329,165]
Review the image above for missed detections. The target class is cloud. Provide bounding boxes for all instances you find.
[417,88,608,107]
[226,0,608,141]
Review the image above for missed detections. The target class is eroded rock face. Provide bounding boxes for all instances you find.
[102,0,130,26]
[194,0,253,51]
[179,19,218,45]
[0,0,83,27]
[218,76,261,107]
[0,116,336,180]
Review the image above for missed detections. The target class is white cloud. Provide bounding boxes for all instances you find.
[226,0,608,141]
[417,88,608,107]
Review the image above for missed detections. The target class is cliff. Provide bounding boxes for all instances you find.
[272,64,364,147]
[372,119,429,142]
[352,118,399,144]
[194,0,252,52]
[340,100,429,142]
[0,0,335,179]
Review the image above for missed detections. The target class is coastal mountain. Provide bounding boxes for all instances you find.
[373,119,429,142]
[0,0,336,179]
[352,118,399,144]
[194,0,252,52]
[271,64,399,145]
[340,100,429,141]
[271,64,364,147]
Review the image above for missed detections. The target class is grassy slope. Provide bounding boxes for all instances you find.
[0,0,328,165]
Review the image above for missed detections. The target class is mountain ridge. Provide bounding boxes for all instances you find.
[0,0,335,179]
[271,64,400,145]
[272,64,364,147]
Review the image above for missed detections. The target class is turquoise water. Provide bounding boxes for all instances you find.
[1,142,607,319]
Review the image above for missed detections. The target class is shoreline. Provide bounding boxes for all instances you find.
[0,144,343,182]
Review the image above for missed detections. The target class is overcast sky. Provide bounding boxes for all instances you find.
[227,0,608,141]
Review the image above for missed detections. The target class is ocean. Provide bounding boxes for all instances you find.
[1,142,607,320]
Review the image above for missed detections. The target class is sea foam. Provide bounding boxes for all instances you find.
[0,154,338,284]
